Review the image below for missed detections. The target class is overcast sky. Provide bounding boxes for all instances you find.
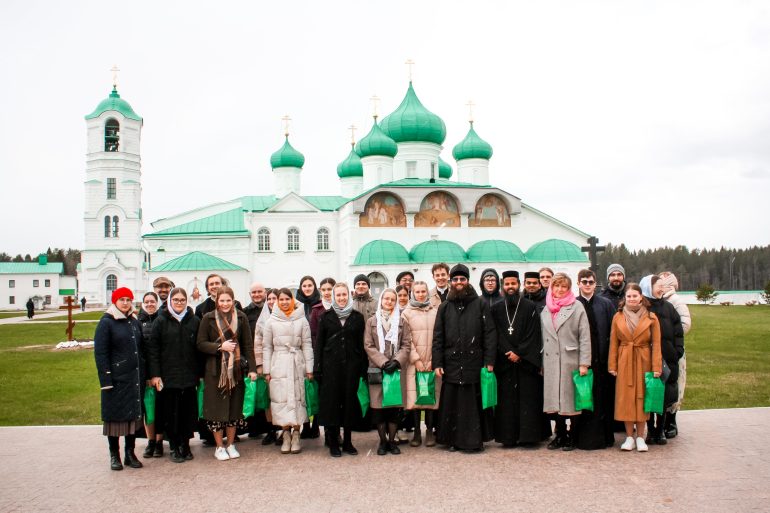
[1,0,768,256]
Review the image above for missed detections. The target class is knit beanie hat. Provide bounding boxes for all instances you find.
[111,287,134,304]
[606,263,625,281]
[353,274,370,287]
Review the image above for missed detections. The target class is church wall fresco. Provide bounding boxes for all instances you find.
[414,191,460,228]
[359,192,406,227]
[469,193,510,227]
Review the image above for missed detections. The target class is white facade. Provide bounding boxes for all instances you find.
[0,258,69,310]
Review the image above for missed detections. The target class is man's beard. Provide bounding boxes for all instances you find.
[609,280,624,291]
[448,282,472,301]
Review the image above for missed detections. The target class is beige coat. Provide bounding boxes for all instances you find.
[541,301,591,415]
[263,307,313,427]
[401,304,441,410]
[363,315,412,409]
[608,311,663,422]
[428,287,447,309]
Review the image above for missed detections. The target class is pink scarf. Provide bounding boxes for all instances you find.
[546,288,576,327]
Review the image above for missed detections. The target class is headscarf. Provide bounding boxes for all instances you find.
[278,296,296,318]
[376,288,400,354]
[295,276,321,319]
[545,285,576,327]
[331,285,354,320]
[658,272,679,298]
[409,285,432,309]
[639,275,655,299]
[167,300,187,322]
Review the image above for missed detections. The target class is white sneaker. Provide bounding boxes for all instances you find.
[226,445,240,459]
[620,436,635,451]
[636,437,648,452]
[214,447,230,461]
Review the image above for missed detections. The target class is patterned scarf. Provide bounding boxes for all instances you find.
[376,289,400,355]
[215,309,240,392]
[546,287,576,327]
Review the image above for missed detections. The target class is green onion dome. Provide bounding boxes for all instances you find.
[337,146,363,178]
[438,157,453,179]
[85,86,142,121]
[270,136,305,169]
[380,82,446,145]
[355,121,398,158]
[452,122,493,161]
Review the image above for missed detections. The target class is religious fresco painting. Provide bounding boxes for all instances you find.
[359,192,407,227]
[470,194,511,227]
[414,191,460,228]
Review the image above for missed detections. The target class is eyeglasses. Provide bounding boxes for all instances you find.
[451,277,468,283]
[171,298,187,303]
[579,280,596,285]
[483,277,497,282]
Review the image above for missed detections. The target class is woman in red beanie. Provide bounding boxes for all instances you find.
[94,286,146,471]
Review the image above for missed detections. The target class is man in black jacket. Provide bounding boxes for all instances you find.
[523,271,547,313]
[600,263,627,309]
[433,264,497,452]
[194,274,243,319]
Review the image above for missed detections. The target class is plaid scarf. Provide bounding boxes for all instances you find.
[215,310,240,392]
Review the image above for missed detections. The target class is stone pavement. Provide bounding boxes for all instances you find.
[0,408,767,513]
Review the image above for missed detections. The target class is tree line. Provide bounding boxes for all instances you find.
[0,248,81,276]
[597,243,770,291]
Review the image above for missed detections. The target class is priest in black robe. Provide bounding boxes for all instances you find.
[491,271,550,447]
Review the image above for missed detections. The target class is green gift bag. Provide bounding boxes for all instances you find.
[572,369,594,412]
[143,386,156,424]
[381,370,403,407]
[242,378,256,418]
[197,381,204,419]
[357,377,370,417]
[305,378,319,418]
[255,377,270,411]
[415,371,436,406]
[644,372,665,414]
[480,368,498,409]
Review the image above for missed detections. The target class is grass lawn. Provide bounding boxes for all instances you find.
[29,311,105,322]
[0,312,26,319]
[0,304,767,426]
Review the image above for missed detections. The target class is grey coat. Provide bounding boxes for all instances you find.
[541,301,591,414]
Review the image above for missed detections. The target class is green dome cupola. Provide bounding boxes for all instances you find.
[337,145,363,178]
[380,82,446,145]
[452,122,493,161]
[270,136,305,169]
[438,157,453,179]
[85,86,142,121]
[355,120,398,158]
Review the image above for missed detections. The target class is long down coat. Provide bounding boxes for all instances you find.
[262,307,314,427]
[541,301,591,415]
[401,304,441,410]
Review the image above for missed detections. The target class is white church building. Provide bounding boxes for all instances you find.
[77,81,592,306]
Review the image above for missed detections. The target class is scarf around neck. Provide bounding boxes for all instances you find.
[168,301,187,323]
[322,298,333,310]
[279,298,296,318]
[546,288,576,327]
[332,295,354,320]
[106,303,135,320]
[214,309,240,392]
[409,288,431,309]
[376,289,400,355]
[623,304,648,334]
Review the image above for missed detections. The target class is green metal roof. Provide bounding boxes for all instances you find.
[467,240,526,263]
[0,262,64,274]
[355,121,398,158]
[145,208,248,238]
[438,157,453,179]
[303,196,349,211]
[85,86,142,121]
[452,123,493,161]
[379,178,490,189]
[151,251,245,272]
[270,136,305,169]
[380,82,446,145]
[410,240,467,263]
[525,239,588,262]
[240,196,278,211]
[353,240,411,265]
[337,146,364,178]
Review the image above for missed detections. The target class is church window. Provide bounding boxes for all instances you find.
[104,216,111,238]
[33,280,39,287]
[8,280,15,288]
[287,228,300,252]
[107,178,116,199]
[105,119,120,152]
[406,161,417,178]
[316,227,329,251]
[44,295,51,305]
[9,296,14,305]
[106,274,117,296]
[44,279,50,287]
[112,216,119,237]
[257,228,271,251]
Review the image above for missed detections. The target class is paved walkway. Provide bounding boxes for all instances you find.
[0,408,767,512]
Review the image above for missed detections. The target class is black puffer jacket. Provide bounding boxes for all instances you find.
[148,307,201,389]
[137,309,159,375]
[648,297,684,366]
[432,286,497,385]
[94,309,145,422]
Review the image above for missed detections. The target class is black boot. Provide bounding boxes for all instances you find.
[108,437,123,471]
[262,429,277,446]
[142,439,156,459]
[300,421,314,439]
[563,416,579,451]
[656,413,668,445]
[327,427,342,457]
[153,439,164,458]
[181,439,194,460]
[424,411,436,447]
[342,428,358,455]
[410,411,422,447]
[123,438,143,469]
[169,438,186,463]
[548,415,567,450]
[387,422,401,455]
[376,423,388,455]
[664,411,678,439]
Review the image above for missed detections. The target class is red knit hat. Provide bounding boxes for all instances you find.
[111,287,134,304]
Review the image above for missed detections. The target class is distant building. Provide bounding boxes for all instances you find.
[0,254,76,310]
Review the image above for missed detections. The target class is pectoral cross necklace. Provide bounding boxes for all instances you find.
[504,296,521,335]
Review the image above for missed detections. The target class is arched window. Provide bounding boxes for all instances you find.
[105,274,118,297]
[104,216,111,238]
[257,227,271,252]
[112,216,119,237]
[316,227,330,251]
[287,227,300,252]
[104,119,120,152]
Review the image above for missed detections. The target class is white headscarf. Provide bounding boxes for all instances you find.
[376,288,400,354]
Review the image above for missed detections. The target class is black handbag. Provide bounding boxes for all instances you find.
[367,367,383,384]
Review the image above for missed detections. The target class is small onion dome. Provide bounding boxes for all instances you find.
[85,86,142,121]
[438,157,453,179]
[337,146,363,178]
[270,136,305,169]
[380,82,446,145]
[452,122,493,161]
[355,121,398,158]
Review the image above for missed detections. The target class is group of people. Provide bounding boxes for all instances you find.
[94,261,690,470]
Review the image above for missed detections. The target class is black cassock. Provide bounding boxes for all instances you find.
[491,295,551,445]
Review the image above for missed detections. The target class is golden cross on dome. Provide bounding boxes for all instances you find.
[348,124,357,145]
[370,94,380,119]
[405,59,415,81]
[281,115,292,137]
[466,100,476,124]
[110,64,120,88]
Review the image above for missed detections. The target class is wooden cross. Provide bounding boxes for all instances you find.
[281,115,292,137]
[370,94,380,119]
[466,100,476,123]
[110,64,120,87]
[64,296,76,341]
[581,236,606,279]
[405,59,415,81]
[348,124,357,145]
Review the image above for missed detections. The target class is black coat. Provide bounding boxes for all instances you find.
[600,285,625,310]
[137,309,159,375]
[491,295,542,374]
[432,287,497,385]
[148,307,201,389]
[578,294,616,366]
[243,302,264,340]
[94,309,145,422]
[314,309,368,427]
[648,297,685,366]
[523,288,547,314]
